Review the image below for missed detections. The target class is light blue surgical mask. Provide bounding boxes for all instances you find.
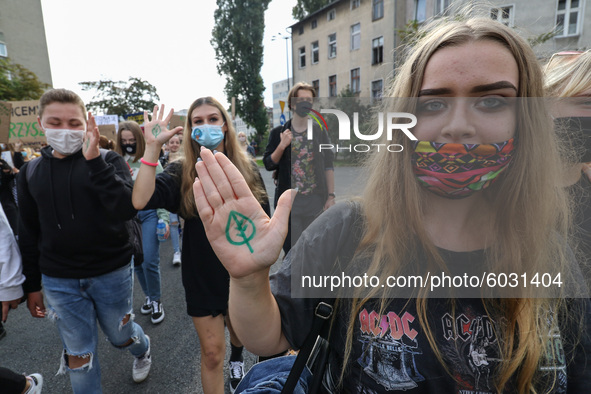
[191,123,225,150]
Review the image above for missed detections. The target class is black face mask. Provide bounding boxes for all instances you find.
[554,117,591,163]
[121,143,137,155]
[294,101,313,117]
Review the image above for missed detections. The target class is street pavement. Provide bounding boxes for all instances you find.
[0,164,362,393]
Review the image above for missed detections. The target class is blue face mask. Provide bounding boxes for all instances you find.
[191,123,225,150]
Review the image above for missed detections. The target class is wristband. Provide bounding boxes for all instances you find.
[140,158,158,167]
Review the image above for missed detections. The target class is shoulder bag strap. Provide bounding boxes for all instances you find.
[281,301,334,394]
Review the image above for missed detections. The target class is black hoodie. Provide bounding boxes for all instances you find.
[17,146,137,293]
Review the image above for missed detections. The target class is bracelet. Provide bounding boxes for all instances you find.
[328,193,336,198]
[140,158,158,167]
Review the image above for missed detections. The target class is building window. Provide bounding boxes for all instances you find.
[490,5,514,27]
[415,0,426,22]
[351,23,361,51]
[436,0,451,16]
[372,36,384,64]
[312,80,320,95]
[311,19,317,29]
[298,25,304,35]
[373,0,384,20]
[0,42,7,58]
[311,41,319,64]
[329,75,337,97]
[371,80,383,101]
[351,0,361,9]
[327,9,336,21]
[299,47,306,68]
[328,33,337,58]
[556,0,581,36]
[351,68,361,93]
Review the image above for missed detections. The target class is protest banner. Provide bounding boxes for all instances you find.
[98,124,117,141]
[0,102,12,143]
[123,112,144,125]
[169,114,186,130]
[95,115,119,129]
[8,100,44,143]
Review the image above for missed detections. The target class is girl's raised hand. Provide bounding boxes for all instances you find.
[143,104,183,147]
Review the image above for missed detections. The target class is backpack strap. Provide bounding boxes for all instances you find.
[281,202,363,393]
[281,300,334,394]
[25,157,42,184]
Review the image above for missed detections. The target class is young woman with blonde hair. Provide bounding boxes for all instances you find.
[132,97,269,393]
[545,50,591,292]
[237,131,256,158]
[191,16,590,393]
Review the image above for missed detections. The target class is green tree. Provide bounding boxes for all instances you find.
[79,77,160,117]
[292,0,331,20]
[329,86,372,163]
[0,57,49,101]
[211,0,270,138]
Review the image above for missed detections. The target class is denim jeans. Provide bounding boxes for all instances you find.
[235,356,312,393]
[135,209,161,301]
[43,264,149,394]
[169,212,180,254]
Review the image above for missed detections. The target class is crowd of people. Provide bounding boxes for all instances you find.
[1,12,590,394]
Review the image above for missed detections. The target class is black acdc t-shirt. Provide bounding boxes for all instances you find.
[270,203,591,393]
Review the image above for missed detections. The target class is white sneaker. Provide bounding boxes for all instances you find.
[132,335,152,383]
[24,373,43,394]
[229,360,245,393]
[140,297,151,315]
[172,252,181,266]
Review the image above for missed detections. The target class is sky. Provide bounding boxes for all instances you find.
[39,0,297,113]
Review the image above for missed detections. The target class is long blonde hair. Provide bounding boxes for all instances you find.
[340,17,578,393]
[544,50,591,97]
[178,97,267,218]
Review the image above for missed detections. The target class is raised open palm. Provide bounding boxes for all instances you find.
[193,148,293,279]
[143,104,183,147]
[82,112,100,160]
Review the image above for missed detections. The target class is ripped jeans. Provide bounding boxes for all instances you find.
[43,264,149,394]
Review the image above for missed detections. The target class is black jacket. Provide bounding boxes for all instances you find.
[17,146,136,293]
[263,119,334,207]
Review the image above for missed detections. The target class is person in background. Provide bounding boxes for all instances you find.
[545,49,591,274]
[249,139,258,156]
[194,16,590,393]
[132,98,270,393]
[98,135,115,151]
[1,141,26,170]
[263,82,335,254]
[159,134,183,265]
[115,121,169,324]
[18,89,151,393]
[237,132,255,158]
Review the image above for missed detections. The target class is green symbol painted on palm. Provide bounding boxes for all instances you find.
[152,124,161,138]
[225,211,256,253]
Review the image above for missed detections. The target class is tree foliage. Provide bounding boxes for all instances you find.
[79,77,160,117]
[329,86,372,163]
[0,57,49,101]
[292,0,332,20]
[211,0,270,137]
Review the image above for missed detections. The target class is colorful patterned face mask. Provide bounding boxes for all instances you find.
[411,139,515,199]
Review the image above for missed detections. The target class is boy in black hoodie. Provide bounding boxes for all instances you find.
[17,89,152,393]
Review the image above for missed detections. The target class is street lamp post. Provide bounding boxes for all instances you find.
[272,32,291,92]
